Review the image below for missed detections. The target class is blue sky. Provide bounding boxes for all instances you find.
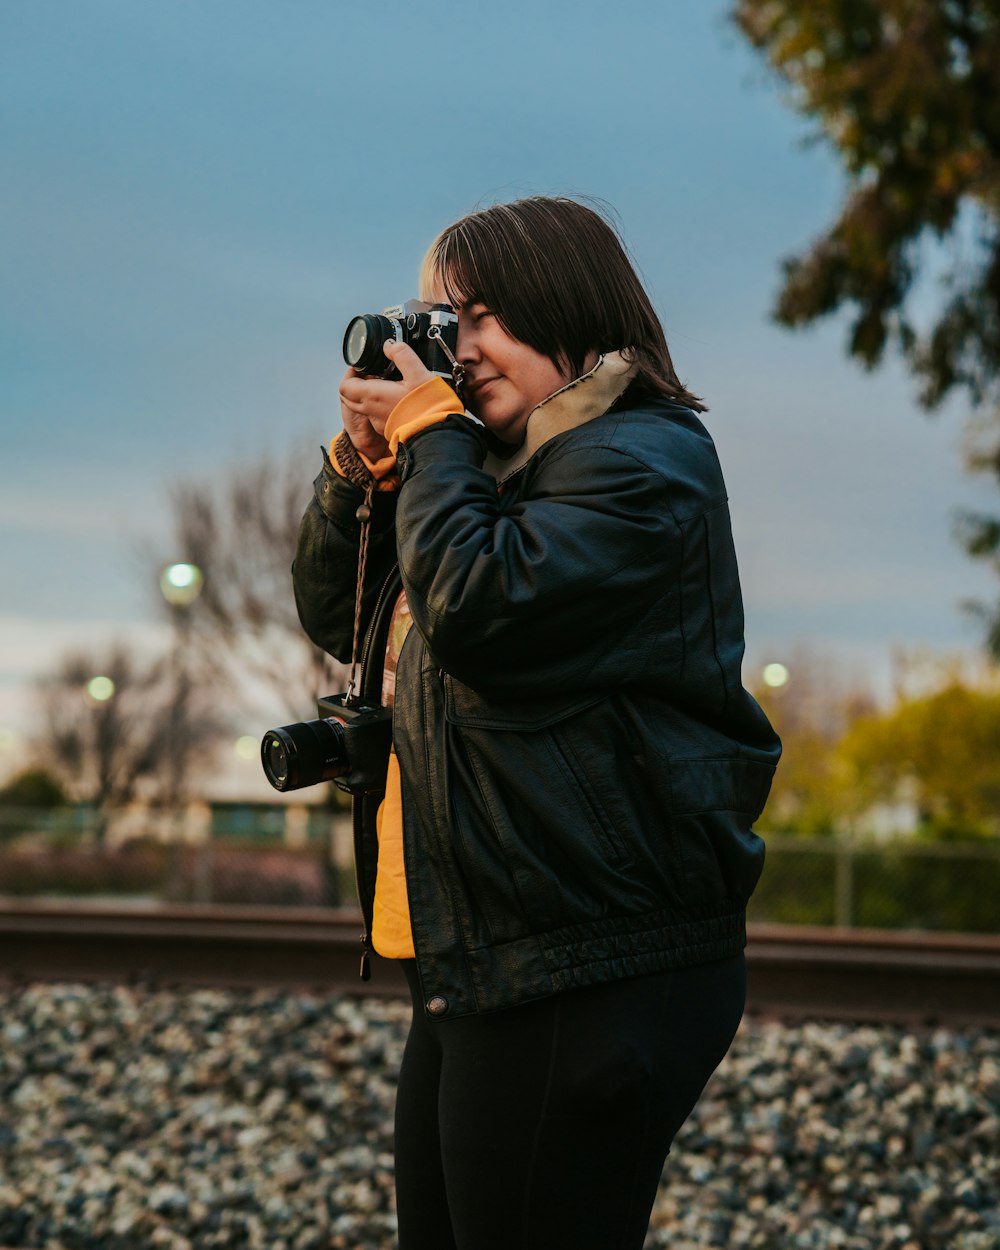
[2,1,995,787]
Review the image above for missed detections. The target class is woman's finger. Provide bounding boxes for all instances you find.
[383,339,433,386]
[340,372,405,410]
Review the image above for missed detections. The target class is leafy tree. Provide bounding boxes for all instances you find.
[733,0,1000,644]
[0,767,67,808]
[837,673,1000,836]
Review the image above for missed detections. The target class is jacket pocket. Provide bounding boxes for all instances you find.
[666,757,774,904]
[442,680,638,927]
[540,728,631,865]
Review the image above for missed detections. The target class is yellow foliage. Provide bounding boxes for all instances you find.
[750,650,1000,839]
[838,679,1000,837]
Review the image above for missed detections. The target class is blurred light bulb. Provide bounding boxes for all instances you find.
[234,735,259,761]
[160,562,204,606]
[87,675,115,702]
[762,662,789,689]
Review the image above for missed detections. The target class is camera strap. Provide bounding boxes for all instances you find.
[345,481,375,704]
[428,323,466,394]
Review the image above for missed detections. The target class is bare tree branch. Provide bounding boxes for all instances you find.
[35,642,225,840]
[149,442,346,722]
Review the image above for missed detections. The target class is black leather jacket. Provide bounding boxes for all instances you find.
[293,395,780,1020]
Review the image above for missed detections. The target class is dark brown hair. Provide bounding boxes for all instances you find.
[420,196,706,412]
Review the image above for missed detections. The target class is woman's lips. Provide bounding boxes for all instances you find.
[469,375,500,399]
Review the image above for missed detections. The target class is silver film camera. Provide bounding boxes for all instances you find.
[343,300,461,385]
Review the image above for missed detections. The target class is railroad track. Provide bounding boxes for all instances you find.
[1,902,998,1027]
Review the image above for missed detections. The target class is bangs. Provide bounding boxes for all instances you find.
[426,223,514,325]
[436,230,478,308]
[419,234,481,319]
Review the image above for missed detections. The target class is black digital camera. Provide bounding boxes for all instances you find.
[343,299,460,383]
[261,695,392,795]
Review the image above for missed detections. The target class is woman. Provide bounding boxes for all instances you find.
[293,197,780,1250]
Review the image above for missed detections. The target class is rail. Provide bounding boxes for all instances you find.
[1,902,998,1026]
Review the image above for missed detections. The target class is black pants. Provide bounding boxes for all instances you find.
[394,953,746,1250]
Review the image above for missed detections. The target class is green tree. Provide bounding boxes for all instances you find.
[0,767,67,808]
[837,674,1000,836]
[733,0,1000,643]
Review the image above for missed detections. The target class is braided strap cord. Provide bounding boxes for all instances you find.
[333,430,377,490]
[330,432,376,697]
[346,478,374,698]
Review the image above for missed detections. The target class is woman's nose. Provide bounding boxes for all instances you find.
[456,318,480,364]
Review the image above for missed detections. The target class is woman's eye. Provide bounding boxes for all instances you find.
[470,307,492,325]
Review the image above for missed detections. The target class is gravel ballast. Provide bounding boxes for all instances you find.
[1,983,997,1250]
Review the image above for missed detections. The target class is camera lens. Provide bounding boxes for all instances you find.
[343,314,399,376]
[344,317,372,368]
[260,718,348,792]
[262,734,290,787]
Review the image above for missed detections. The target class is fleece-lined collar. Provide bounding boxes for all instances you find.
[481,350,638,483]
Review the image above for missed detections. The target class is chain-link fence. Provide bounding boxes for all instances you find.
[2,807,999,933]
[749,834,1000,933]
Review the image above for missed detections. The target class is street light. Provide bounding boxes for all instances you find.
[234,735,259,761]
[762,662,790,689]
[159,561,204,608]
[158,560,206,897]
[157,559,204,797]
[86,675,116,703]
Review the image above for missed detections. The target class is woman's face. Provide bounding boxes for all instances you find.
[432,281,574,445]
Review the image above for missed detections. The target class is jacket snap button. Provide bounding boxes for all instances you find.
[426,996,449,1017]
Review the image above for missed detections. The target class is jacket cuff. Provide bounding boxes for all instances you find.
[393,413,488,480]
[315,446,397,532]
[330,431,400,492]
[384,376,465,456]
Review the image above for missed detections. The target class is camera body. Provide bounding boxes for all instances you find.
[343,300,459,383]
[261,694,392,795]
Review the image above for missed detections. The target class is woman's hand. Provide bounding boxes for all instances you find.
[339,340,434,462]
